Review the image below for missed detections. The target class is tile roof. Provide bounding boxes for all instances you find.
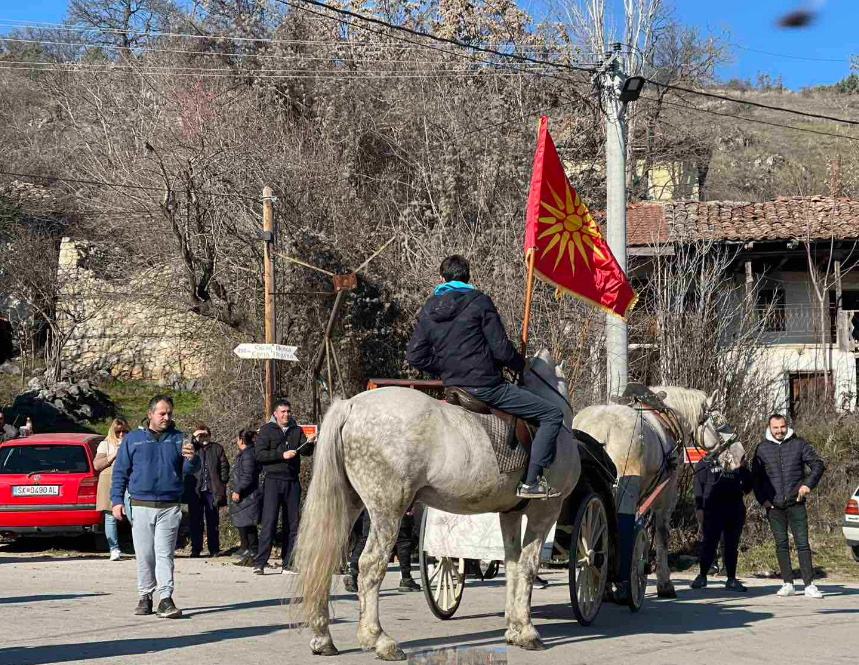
[624,197,859,246]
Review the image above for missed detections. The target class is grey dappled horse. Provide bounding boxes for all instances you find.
[572,387,740,597]
[289,350,581,660]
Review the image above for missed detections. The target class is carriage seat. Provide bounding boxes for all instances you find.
[444,386,536,447]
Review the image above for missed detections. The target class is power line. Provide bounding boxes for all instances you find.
[0,63,555,79]
[644,78,859,127]
[648,96,859,143]
[0,170,260,199]
[280,0,597,75]
[0,19,587,50]
[731,42,848,64]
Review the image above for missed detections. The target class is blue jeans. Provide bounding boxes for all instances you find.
[466,382,564,483]
[104,512,119,551]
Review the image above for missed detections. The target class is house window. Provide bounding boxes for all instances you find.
[789,372,831,420]
[758,288,786,332]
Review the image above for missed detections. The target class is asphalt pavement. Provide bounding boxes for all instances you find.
[1,550,857,664]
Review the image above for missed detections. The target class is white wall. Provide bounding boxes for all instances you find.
[751,344,856,414]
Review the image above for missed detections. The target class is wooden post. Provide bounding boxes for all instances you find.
[520,247,537,356]
[744,260,754,322]
[263,186,276,417]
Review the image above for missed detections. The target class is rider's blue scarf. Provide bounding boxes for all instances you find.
[434,281,475,295]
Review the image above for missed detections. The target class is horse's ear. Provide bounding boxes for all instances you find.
[558,360,566,374]
[707,389,719,409]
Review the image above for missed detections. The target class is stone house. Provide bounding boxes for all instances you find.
[626,196,859,418]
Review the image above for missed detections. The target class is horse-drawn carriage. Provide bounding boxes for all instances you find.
[366,376,673,626]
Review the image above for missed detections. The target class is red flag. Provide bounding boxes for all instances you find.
[524,116,637,320]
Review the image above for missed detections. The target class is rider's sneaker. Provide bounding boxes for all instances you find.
[516,477,561,500]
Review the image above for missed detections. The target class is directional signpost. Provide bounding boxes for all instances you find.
[234,343,299,362]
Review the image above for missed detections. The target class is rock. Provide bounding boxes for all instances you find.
[0,362,21,375]
[53,399,65,410]
[28,377,42,390]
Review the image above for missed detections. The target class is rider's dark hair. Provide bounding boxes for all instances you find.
[274,397,291,410]
[439,255,470,283]
[768,413,788,425]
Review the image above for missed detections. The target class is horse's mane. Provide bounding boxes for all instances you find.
[649,385,708,438]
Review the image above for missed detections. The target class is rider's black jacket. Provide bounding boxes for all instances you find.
[406,288,525,388]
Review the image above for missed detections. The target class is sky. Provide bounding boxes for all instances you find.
[0,0,856,90]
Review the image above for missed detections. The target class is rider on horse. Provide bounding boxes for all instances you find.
[406,255,564,500]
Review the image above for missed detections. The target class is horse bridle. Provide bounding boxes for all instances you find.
[695,408,738,458]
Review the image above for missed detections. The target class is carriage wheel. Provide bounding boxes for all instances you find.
[419,509,465,620]
[628,527,650,613]
[479,560,500,580]
[568,492,609,626]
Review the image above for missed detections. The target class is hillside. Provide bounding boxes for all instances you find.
[693,88,859,201]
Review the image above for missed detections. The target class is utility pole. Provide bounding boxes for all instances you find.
[602,43,629,399]
[262,186,276,417]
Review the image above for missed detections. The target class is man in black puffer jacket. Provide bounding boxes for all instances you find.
[406,255,564,500]
[752,413,825,598]
[253,398,314,574]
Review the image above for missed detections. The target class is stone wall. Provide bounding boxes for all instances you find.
[57,238,216,387]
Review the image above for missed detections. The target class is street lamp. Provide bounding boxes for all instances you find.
[619,76,646,103]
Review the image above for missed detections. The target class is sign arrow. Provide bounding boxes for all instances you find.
[233,343,299,361]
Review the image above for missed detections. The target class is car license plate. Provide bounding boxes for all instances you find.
[12,485,60,496]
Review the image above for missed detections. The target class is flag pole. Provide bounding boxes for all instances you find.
[520,246,537,356]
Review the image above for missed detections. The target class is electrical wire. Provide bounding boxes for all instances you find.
[644,78,859,127]
[280,0,598,75]
[0,170,260,199]
[646,96,859,143]
[731,42,848,63]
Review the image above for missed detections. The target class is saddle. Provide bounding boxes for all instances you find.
[443,387,536,448]
[612,382,683,444]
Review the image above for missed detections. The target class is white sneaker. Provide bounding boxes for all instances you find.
[804,584,823,598]
[109,549,121,561]
[776,582,795,596]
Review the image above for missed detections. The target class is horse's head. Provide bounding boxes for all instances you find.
[524,349,571,421]
[696,389,740,455]
[656,387,738,456]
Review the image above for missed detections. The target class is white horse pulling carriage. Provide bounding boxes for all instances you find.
[367,377,681,626]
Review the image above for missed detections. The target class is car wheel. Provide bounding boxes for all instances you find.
[852,545,859,563]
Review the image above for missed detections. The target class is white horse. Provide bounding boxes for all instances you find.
[289,350,581,660]
[572,386,734,598]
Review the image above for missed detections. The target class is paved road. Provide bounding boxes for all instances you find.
[1,550,857,664]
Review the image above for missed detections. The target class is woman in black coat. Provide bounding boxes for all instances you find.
[230,429,262,564]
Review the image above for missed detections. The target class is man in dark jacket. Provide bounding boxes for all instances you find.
[406,255,563,499]
[691,446,753,592]
[752,413,825,598]
[186,424,229,557]
[253,398,314,574]
[111,395,199,619]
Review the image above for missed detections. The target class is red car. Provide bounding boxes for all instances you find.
[0,433,105,537]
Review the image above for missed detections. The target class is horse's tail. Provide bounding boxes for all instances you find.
[289,398,355,623]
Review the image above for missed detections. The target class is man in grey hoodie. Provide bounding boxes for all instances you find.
[752,414,825,598]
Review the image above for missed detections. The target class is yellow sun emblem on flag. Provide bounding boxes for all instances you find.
[538,181,605,273]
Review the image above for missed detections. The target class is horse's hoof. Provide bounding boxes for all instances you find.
[657,586,677,599]
[520,638,545,651]
[376,645,406,661]
[311,644,339,656]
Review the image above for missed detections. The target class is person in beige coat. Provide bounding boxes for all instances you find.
[94,418,130,560]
